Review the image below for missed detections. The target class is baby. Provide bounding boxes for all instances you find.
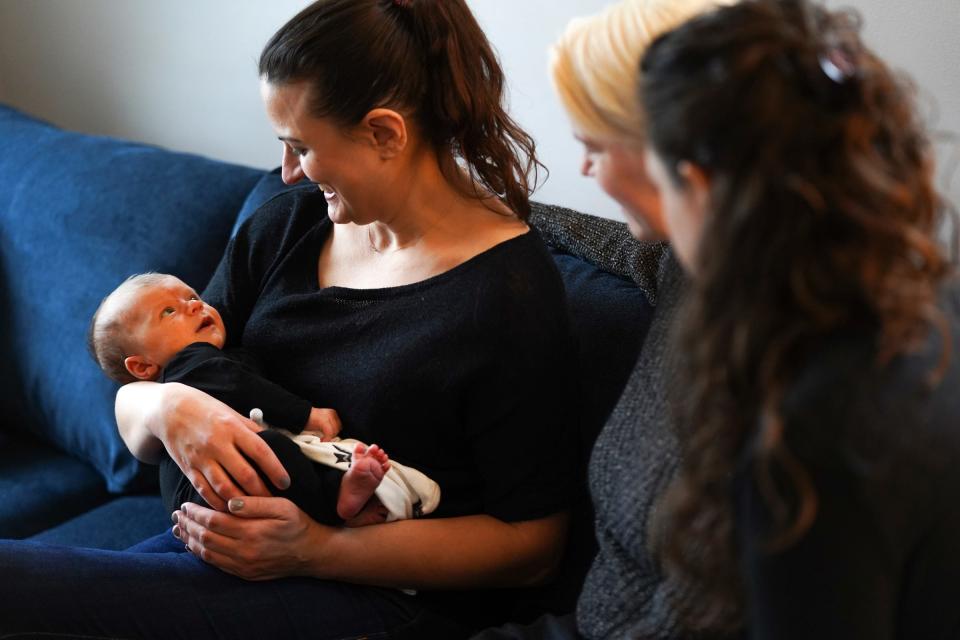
[88,273,439,525]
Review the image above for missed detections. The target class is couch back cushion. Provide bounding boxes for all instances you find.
[0,104,264,491]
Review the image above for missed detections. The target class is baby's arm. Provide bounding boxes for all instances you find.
[163,343,338,437]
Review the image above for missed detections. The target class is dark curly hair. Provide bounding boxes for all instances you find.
[259,0,542,219]
[640,0,952,630]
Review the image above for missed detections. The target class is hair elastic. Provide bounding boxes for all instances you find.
[818,46,856,84]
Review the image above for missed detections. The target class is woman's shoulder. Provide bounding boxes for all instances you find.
[782,284,960,498]
[463,226,566,303]
[236,188,329,247]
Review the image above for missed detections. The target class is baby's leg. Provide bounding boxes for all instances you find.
[337,443,391,521]
[256,430,343,526]
[159,456,207,516]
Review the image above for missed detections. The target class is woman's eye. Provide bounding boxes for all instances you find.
[161,307,175,317]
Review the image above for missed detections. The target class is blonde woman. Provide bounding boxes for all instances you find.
[476,1,735,639]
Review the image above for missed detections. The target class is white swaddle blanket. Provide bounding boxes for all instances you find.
[249,409,441,522]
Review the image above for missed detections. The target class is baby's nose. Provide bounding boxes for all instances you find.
[186,299,203,314]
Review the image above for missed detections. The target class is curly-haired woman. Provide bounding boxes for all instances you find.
[641,0,960,637]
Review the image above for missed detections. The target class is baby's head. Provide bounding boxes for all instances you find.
[88,273,226,384]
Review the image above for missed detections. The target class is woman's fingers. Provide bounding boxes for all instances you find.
[233,425,290,494]
[175,498,320,580]
[214,446,272,499]
[184,468,227,512]
[160,385,288,504]
[225,495,296,519]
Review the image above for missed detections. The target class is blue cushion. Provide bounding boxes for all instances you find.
[28,495,168,550]
[0,104,266,492]
[0,433,111,539]
[550,247,653,447]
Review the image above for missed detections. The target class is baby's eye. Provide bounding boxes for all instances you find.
[188,295,199,301]
[161,307,175,317]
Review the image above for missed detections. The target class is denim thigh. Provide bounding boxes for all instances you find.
[0,532,465,640]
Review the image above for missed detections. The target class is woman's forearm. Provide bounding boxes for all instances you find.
[306,511,569,589]
[115,381,168,463]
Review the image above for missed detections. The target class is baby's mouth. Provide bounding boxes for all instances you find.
[197,316,215,332]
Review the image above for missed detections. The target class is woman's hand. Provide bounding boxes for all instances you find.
[173,497,323,580]
[174,494,569,589]
[117,382,290,510]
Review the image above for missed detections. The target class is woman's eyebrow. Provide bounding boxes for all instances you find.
[278,135,303,143]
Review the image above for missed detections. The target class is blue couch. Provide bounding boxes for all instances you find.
[0,103,660,615]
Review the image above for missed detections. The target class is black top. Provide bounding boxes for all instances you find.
[202,189,576,523]
[161,342,311,432]
[736,279,960,639]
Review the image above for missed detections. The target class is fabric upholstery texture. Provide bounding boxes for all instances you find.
[0,104,265,492]
[0,434,110,538]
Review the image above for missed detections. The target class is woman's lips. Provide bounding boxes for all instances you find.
[320,184,338,202]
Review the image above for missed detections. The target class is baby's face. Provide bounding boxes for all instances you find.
[125,276,226,367]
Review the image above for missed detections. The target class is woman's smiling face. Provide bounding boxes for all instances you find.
[260,80,381,226]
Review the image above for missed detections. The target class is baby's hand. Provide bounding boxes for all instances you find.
[305,407,341,441]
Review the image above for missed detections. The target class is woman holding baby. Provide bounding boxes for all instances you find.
[0,0,576,637]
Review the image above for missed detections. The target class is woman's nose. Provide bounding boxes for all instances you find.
[580,155,593,178]
[280,147,305,185]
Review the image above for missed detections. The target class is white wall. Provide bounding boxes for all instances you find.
[0,0,309,171]
[0,0,957,219]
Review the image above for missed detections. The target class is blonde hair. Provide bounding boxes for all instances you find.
[549,0,731,144]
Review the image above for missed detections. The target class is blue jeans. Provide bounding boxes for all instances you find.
[0,532,469,639]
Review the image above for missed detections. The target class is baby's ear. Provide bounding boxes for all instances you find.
[124,355,160,381]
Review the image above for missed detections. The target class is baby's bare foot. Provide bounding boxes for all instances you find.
[337,443,391,521]
[344,499,389,528]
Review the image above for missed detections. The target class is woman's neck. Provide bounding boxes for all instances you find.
[360,147,511,254]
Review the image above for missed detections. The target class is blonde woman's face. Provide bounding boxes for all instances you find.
[577,133,666,241]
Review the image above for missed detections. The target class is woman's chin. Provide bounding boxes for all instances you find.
[625,218,653,241]
[325,200,351,224]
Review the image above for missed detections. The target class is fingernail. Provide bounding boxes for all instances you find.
[172,524,181,539]
[171,511,179,524]
[228,498,245,512]
[278,476,291,490]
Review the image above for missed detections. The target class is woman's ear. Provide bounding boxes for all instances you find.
[677,160,711,220]
[361,108,408,159]
[124,355,161,381]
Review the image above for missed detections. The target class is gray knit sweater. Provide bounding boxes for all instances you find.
[575,250,689,639]
[529,204,703,638]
